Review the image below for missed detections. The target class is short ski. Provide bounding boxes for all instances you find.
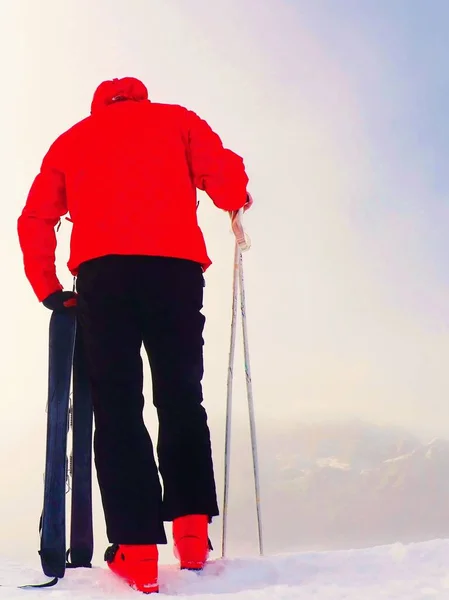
[67,326,94,569]
[36,309,94,585]
[39,311,76,579]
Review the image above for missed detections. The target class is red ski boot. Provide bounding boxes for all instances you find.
[105,543,158,594]
[173,514,210,570]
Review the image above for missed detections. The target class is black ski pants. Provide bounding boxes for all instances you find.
[76,255,219,545]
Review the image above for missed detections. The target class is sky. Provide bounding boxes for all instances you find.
[1,0,449,563]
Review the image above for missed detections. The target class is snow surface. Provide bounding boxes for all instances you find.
[2,539,449,598]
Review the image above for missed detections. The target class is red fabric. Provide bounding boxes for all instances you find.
[63,297,77,308]
[90,77,149,114]
[18,77,249,302]
[173,514,209,569]
[107,544,158,593]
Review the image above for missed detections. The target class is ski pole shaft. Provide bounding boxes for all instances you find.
[221,241,240,558]
[237,251,264,556]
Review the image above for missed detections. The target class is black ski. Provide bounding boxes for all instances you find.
[67,325,94,569]
[30,309,94,589]
[38,310,77,580]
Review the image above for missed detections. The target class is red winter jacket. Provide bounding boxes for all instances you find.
[18,77,249,302]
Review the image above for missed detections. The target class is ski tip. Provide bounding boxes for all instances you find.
[18,576,59,589]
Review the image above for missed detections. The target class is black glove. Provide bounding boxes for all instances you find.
[42,290,78,312]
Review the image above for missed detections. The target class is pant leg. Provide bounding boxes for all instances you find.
[134,257,219,522]
[76,256,166,545]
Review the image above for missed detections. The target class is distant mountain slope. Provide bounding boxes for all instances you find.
[216,419,449,553]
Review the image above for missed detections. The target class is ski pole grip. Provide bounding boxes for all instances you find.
[230,208,251,251]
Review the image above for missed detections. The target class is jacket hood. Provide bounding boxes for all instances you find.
[91,77,149,114]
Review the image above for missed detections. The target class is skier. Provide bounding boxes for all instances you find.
[17,76,252,594]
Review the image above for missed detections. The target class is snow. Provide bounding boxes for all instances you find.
[384,452,415,463]
[2,539,449,598]
[315,457,351,470]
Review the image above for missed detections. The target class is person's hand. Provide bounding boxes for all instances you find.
[42,290,77,312]
[243,192,254,212]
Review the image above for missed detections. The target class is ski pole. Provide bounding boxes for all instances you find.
[221,209,263,557]
[237,244,263,556]
[221,240,239,559]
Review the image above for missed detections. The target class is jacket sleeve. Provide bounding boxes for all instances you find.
[185,110,249,211]
[17,150,67,302]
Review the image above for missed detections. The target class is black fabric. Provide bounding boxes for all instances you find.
[76,255,219,545]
